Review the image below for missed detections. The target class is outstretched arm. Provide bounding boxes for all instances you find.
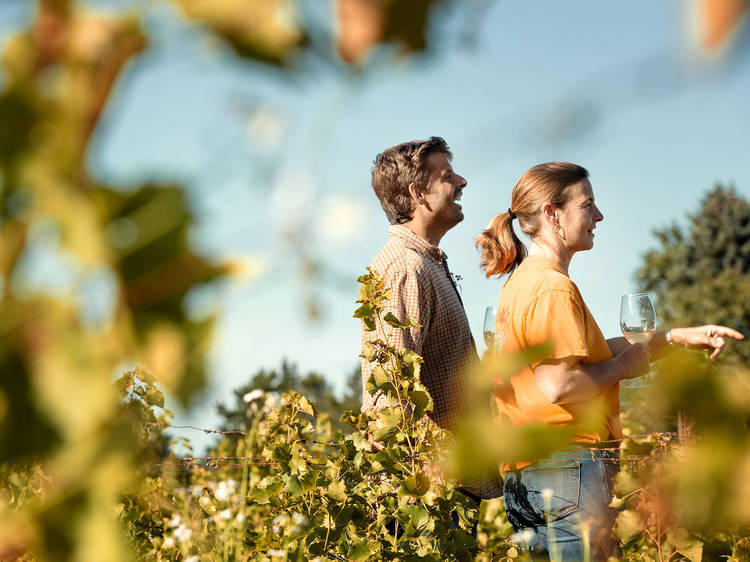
[668,325,745,361]
[607,325,744,363]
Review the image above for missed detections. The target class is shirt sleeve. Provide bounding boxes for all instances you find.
[383,266,432,355]
[523,288,590,366]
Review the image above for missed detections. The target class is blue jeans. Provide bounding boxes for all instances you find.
[503,448,620,561]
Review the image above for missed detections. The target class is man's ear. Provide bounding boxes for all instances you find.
[408,182,424,205]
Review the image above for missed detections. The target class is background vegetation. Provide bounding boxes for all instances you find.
[1,1,748,560]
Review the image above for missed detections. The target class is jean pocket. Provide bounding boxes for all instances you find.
[521,462,581,521]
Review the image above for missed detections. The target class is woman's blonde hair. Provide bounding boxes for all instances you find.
[476,162,589,278]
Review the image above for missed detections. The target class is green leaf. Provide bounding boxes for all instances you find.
[408,384,433,418]
[299,470,319,493]
[668,528,703,562]
[367,365,390,394]
[360,341,378,361]
[284,476,303,497]
[371,407,403,442]
[353,304,374,319]
[397,505,434,533]
[144,386,164,408]
[383,312,407,329]
[612,470,640,498]
[400,472,430,497]
[326,480,347,502]
[621,437,657,458]
[613,509,643,544]
[400,349,424,366]
[349,541,372,561]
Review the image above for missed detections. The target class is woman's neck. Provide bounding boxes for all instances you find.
[528,239,572,275]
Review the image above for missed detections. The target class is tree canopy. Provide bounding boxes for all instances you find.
[636,185,750,363]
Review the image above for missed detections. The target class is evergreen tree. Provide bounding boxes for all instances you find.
[636,185,750,363]
[216,360,362,433]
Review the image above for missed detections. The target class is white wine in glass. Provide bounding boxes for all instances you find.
[483,306,497,348]
[620,293,656,388]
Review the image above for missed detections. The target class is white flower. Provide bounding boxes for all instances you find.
[163,537,175,549]
[185,556,199,562]
[214,480,235,501]
[268,549,286,558]
[168,514,181,528]
[174,524,193,543]
[243,389,264,403]
[510,528,535,545]
[263,393,284,413]
[190,485,203,497]
[219,509,232,520]
[291,512,307,526]
[236,512,246,523]
[541,488,553,500]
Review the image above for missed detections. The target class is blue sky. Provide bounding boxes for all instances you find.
[3,1,749,446]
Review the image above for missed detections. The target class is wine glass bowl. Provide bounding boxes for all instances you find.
[620,293,656,388]
[620,293,656,344]
[483,306,497,349]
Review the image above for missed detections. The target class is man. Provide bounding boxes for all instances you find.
[360,136,501,500]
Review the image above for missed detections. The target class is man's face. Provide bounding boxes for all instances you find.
[420,152,467,231]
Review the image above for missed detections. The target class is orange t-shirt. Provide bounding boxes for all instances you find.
[495,256,622,444]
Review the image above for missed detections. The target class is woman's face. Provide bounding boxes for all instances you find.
[556,179,604,253]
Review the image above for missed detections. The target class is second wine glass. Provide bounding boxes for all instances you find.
[483,306,497,349]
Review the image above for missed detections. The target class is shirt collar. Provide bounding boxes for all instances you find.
[389,225,446,262]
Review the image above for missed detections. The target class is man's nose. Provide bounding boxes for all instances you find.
[456,174,467,188]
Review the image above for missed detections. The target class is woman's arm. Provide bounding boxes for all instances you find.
[667,325,744,361]
[607,325,744,363]
[534,343,651,404]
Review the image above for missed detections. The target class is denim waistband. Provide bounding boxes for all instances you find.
[540,447,620,463]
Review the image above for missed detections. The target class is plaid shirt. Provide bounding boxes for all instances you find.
[360,225,501,499]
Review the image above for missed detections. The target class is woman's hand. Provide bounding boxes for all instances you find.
[617,343,651,379]
[670,325,745,361]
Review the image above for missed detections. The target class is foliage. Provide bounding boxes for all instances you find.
[215,360,361,436]
[0,0,487,558]
[115,268,514,561]
[612,351,750,561]
[636,185,750,363]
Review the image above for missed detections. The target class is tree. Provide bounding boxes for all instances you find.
[216,360,362,434]
[636,185,750,363]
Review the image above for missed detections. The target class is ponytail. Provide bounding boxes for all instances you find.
[475,211,527,278]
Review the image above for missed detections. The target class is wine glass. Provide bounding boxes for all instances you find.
[619,293,656,388]
[483,306,497,350]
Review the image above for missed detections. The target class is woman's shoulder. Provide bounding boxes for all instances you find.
[509,257,577,294]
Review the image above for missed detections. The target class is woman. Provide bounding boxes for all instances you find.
[476,162,743,560]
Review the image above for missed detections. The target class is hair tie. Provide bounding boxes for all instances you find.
[507,208,517,220]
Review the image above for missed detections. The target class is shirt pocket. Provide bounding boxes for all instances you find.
[520,461,581,521]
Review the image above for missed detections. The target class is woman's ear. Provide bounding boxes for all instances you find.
[541,202,556,224]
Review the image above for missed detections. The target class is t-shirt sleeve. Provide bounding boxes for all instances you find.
[523,288,590,366]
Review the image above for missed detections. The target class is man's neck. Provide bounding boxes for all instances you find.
[401,219,446,247]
